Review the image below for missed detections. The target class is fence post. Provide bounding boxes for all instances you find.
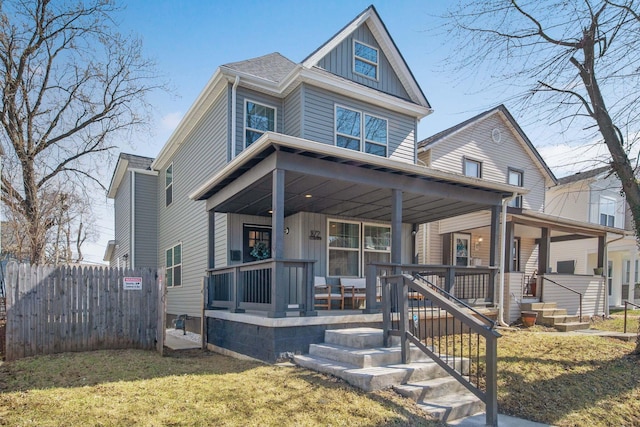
[445,266,455,294]
[304,261,317,316]
[397,275,410,364]
[201,277,207,350]
[485,333,499,427]
[364,263,379,314]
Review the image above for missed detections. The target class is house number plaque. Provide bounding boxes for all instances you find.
[309,230,322,240]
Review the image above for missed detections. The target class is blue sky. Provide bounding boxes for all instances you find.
[85,0,604,263]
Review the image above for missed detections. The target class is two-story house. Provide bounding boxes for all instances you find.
[546,166,637,308]
[416,106,614,324]
[105,6,522,362]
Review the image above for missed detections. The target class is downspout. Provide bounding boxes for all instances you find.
[603,232,627,316]
[230,76,240,159]
[497,193,518,327]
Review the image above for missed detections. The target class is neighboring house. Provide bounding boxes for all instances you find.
[106,6,521,362]
[416,106,614,322]
[546,166,638,307]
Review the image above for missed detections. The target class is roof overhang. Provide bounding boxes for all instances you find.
[190,133,523,224]
[509,209,627,240]
[107,158,130,199]
[103,240,117,262]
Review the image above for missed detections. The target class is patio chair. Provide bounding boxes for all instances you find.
[341,277,367,309]
[314,276,344,310]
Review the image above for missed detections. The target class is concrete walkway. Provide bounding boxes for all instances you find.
[164,328,201,350]
[448,413,553,426]
[572,328,636,341]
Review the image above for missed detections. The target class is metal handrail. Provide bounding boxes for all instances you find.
[623,300,640,333]
[414,273,497,329]
[541,276,583,321]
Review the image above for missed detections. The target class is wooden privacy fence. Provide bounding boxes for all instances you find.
[3,263,163,361]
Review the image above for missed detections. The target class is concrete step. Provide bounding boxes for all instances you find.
[308,342,431,368]
[521,302,557,311]
[416,391,485,422]
[533,308,568,317]
[539,315,579,326]
[394,376,471,401]
[293,353,464,392]
[324,327,399,349]
[555,322,590,332]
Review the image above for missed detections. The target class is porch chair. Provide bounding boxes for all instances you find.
[314,276,344,310]
[341,277,367,309]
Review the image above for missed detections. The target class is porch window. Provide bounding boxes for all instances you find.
[463,158,482,178]
[245,100,275,147]
[507,168,523,208]
[166,243,182,287]
[328,221,360,276]
[165,163,173,207]
[335,105,387,157]
[599,196,616,227]
[243,225,272,263]
[353,40,378,80]
[363,224,391,270]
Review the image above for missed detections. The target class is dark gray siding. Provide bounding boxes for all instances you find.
[303,85,416,163]
[112,172,131,266]
[234,86,284,156]
[283,84,303,138]
[159,89,229,317]
[316,22,410,100]
[134,172,158,268]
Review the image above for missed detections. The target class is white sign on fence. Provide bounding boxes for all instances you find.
[123,277,143,290]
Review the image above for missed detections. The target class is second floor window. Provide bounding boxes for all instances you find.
[464,158,482,178]
[335,106,387,157]
[166,243,182,287]
[599,196,616,227]
[165,163,173,207]
[508,169,524,208]
[353,40,378,79]
[245,101,275,147]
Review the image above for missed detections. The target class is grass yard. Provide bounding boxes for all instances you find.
[1,330,639,427]
[591,311,640,333]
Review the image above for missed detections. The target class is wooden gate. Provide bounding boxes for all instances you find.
[3,263,163,361]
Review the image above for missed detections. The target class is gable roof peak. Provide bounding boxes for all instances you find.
[556,165,612,185]
[221,52,297,84]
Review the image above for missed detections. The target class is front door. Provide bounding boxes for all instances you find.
[243,225,272,263]
[453,233,471,267]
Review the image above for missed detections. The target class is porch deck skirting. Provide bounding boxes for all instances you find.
[205,310,383,363]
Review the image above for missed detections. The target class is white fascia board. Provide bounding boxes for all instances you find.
[189,131,524,201]
[107,158,129,199]
[103,240,116,262]
[299,68,432,118]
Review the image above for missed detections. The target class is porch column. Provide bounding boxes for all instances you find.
[597,235,605,271]
[489,205,500,267]
[630,251,636,301]
[270,169,286,318]
[503,221,515,273]
[539,227,550,274]
[391,189,403,268]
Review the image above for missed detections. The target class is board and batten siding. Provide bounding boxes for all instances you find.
[302,84,416,164]
[426,113,547,212]
[316,22,410,101]
[234,86,283,156]
[112,171,131,266]
[133,173,158,268]
[159,89,229,318]
[283,83,303,138]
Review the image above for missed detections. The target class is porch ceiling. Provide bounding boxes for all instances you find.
[195,133,520,224]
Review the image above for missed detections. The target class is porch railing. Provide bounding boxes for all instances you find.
[380,272,499,427]
[623,300,640,333]
[207,259,316,317]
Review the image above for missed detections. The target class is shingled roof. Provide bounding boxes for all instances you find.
[556,166,611,185]
[221,52,297,84]
[119,153,154,170]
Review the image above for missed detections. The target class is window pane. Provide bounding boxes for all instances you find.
[174,244,181,265]
[329,222,359,248]
[166,267,173,287]
[165,165,173,187]
[329,250,359,276]
[508,170,522,186]
[337,135,360,151]
[336,107,361,137]
[246,130,264,146]
[174,266,182,287]
[354,59,377,78]
[365,115,386,144]
[355,42,378,63]
[246,102,275,132]
[364,225,391,250]
[464,160,480,178]
[166,248,173,267]
[365,142,386,156]
[166,186,172,206]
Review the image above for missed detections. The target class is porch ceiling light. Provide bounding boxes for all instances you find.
[268,210,273,214]
[304,194,312,198]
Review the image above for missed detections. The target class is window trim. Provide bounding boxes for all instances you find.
[165,163,173,207]
[507,167,524,208]
[353,39,379,81]
[334,104,388,157]
[244,99,277,148]
[165,242,182,288]
[327,219,362,278]
[463,157,482,178]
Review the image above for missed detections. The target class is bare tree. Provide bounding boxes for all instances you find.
[443,0,640,350]
[0,0,159,264]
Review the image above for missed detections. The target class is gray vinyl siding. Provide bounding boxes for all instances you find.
[303,85,416,163]
[159,89,229,318]
[427,114,547,212]
[283,84,303,138]
[214,213,227,268]
[235,86,284,156]
[133,172,157,268]
[316,22,410,100]
[112,172,131,265]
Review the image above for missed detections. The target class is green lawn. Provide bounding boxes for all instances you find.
[1,331,639,427]
[591,312,640,333]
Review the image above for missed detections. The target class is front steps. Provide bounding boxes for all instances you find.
[520,302,590,331]
[293,327,484,423]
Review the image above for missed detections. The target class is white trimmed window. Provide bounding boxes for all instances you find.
[166,243,182,287]
[245,100,276,147]
[464,158,482,178]
[165,163,173,207]
[328,220,391,277]
[353,40,378,80]
[335,105,388,157]
[599,196,616,227]
[507,168,523,208]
